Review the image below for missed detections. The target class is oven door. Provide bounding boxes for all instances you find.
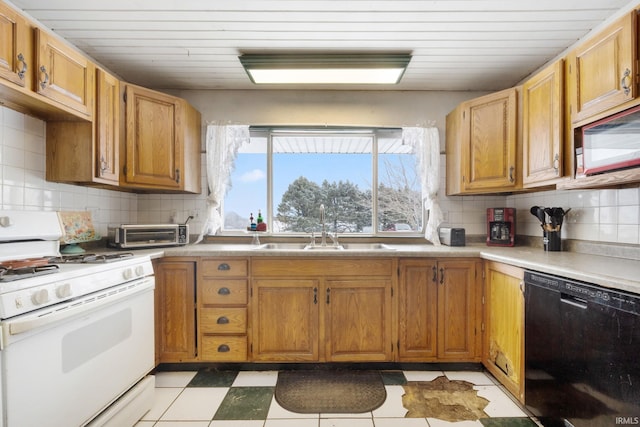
[0,277,154,427]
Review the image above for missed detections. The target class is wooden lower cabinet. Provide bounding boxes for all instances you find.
[325,279,393,361]
[251,258,394,362]
[398,258,482,362]
[154,259,197,363]
[252,279,320,361]
[198,258,249,362]
[483,261,525,403]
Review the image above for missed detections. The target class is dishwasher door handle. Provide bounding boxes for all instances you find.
[560,293,588,309]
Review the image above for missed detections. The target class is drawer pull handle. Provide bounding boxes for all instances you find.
[217,263,230,271]
[217,316,229,324]
[218,287,231,295]
[217,344,230,353]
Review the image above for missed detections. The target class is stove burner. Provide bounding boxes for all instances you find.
[49,252,135,264]
[0,264,59,282]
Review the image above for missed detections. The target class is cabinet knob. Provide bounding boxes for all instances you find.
[217,344,230,353]
[16,53,27,80]
[553,154,560,174]
[39,65,49,90]
[216,316,229,324]
[218,287,231,295]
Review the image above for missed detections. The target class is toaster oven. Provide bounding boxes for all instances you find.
[108,224,189,249]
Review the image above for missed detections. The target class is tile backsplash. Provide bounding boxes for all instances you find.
[2,106,638,246]
[0,106,137,236]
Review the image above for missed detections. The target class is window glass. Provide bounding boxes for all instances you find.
[223,136,267,231]
[222,128,422,235]
[378,135,422,232]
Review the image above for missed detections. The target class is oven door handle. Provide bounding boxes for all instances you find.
[3,278,154,341]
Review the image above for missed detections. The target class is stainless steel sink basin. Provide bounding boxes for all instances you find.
[253,242,396,251]
[253,243,307,250]
[341,243,396,251]
[303,244,345,250]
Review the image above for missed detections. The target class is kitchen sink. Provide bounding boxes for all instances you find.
[341,243,396,251]
[253,242,396,251]
[253,243,307,250]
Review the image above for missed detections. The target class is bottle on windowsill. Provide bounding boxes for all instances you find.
[256,210,267,231]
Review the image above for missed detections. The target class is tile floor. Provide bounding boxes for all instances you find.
[135,369,538,427]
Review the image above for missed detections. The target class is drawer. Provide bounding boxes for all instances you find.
[201,307,247,334]
[201,336,247,361]
[201,258,248,277]
[201,279,248,305]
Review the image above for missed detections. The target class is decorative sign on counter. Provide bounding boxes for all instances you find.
[56,211,100,254]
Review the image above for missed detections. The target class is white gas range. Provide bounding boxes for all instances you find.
[0,210,155,427]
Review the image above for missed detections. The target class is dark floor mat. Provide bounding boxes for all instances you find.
[275,370,387,414]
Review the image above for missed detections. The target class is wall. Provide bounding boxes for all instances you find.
[0,105,137,236]
[2,88,639,247]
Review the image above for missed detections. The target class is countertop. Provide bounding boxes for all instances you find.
[149,242,640,295]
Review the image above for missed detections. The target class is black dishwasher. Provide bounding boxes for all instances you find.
[524,270,640,427]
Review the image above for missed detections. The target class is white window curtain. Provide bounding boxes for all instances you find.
[195,124,250,243]
[402,127,443,245]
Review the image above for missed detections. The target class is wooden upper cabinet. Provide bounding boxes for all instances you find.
[567,11,638,124]
[35,28,94,118]
[446,87,520,195]
[522,60,564,187]
[95,69,120,183]
[0,2,30,88]
[46,68,119,186]
[122,83,201,193]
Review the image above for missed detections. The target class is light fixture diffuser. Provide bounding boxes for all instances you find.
[239,54,411,85]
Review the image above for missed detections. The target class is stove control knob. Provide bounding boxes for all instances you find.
[135,266,145,277]
[0,216,12,227]
[56,283,72,299]
[123,268,134,280]
[31,289,49,306]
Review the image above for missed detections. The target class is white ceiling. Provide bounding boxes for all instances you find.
[8,0,639,91]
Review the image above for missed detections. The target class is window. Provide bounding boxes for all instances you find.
[223,127,422,235]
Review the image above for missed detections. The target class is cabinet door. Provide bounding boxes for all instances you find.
[155,261,197,362]
[35,28,94,117]
[483,262,524,403]
[251,279,320,361]
[523,60,564,186]
[398,259,438,361]
[463,88,519,192]
[568,11,636,123]
[0,2,30,88]
[123,84,182,189]
[325,279,392,362]
[437,259,481,360]
[95,69,119,183]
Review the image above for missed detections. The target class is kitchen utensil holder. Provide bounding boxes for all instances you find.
[543,230,561,251]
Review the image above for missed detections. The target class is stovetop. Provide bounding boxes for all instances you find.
[48,252,135,264]
[0,253,154,319]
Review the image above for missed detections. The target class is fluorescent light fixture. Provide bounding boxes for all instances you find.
[239,54,411,85]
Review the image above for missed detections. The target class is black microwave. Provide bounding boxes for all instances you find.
[581,105,640,175]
